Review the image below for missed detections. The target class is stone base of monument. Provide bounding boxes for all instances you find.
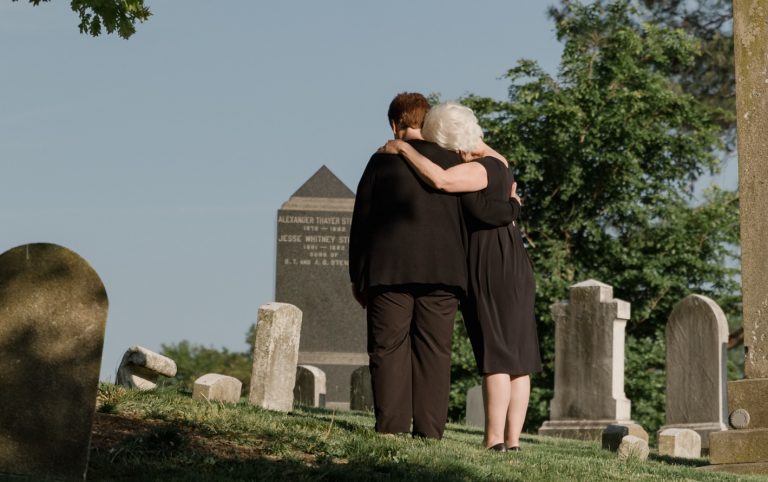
[708,428,768,464]
[538,419,636,441]
[658,421,725,451]
[701,377,768,474]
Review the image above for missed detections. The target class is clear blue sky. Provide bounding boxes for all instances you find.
[0,1,736,381]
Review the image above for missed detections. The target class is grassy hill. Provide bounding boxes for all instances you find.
[87,385,757,481]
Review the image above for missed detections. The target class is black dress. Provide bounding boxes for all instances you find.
[462,157,542,375]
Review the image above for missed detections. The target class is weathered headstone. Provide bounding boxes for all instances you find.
[617,435,649,460]
[658,428,702,459]
[294,364,327,408]
[538,280,633,440]
[661,294,728,450]
[602,423,649,452]
[350,365,373,411]
[248,302,302,412]
[276,166,367,410]
[465,385,484,428]
[0,243,108,481]
[116,345,177,390]
[193,373,242,403]
[706,1,768,474]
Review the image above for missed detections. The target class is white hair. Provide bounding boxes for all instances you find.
[422,102,483,153]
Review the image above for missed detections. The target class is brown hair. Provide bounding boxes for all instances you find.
[387,92,430,129]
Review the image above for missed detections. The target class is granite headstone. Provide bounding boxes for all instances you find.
[0,243,108,481]
[661,294,728,449]
[538,280,634,441]
[275,166,367,410]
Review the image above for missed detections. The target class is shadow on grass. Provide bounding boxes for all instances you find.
[88,445,485,482]
[649,453,710,467]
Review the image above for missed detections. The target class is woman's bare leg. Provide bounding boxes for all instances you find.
[482,373,511,447]
[504,374,530,448]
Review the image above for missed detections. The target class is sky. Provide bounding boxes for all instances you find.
[0,1,736,381]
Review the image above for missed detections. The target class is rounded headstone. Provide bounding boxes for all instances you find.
[617,435,649,460]
[0,243,108,480]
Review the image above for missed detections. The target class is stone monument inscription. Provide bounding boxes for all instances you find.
[275,166,367,409]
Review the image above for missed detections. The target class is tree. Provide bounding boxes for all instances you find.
[13,0,151,39]
[555,0,735,143]
[449,1,739,436]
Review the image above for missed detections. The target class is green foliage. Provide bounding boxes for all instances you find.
[14,0,151,39]
[448,312,481,422]
[160,340,251,396]
[624,332,666,443]
[458,1,740,436]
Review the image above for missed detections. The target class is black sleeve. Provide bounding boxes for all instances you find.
[349,156,376,291]
[459,157,520,227]
[461,193,520,226]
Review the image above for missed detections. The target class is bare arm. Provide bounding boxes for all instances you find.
[378,140,488,193]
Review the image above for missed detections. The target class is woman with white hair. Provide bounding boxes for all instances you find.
[379,102,541,452]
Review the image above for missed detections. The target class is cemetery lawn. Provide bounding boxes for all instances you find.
[89,385,757,482]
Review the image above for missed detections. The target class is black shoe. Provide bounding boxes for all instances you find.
[488,443,507,452]
[508,446,521,452]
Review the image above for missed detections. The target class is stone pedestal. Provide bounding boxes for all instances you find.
[538,280,633,441]
[704,0,768,474]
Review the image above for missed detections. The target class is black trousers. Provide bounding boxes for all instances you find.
[366,285,459,439]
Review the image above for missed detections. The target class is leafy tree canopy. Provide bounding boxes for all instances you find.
[14,0,151,39]
[449,1,739,435]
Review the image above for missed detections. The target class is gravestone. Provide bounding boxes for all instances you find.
[602,423,648,452]
[0,243,108,481]
[538,280,633,441]
[249,302,302,412]
[350,366,373,411]
[706,1,768,474]
[116,345,178,390]
[465,385,484,428]
[294,364,327,408]
[658,428,701,459]
[617,436,649,460]
[193,373,242,403]
[661,295,728,450]
[276,166,367,410]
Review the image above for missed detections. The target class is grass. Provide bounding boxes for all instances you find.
[88,384,760,481]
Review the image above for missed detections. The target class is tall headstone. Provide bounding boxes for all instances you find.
[248,302,302,413]
[661,294,728,449]
[276,166,367,410]
[293,364,327,408]
[538,280,633,440]
[707,1,768,474]
[0,243,108,481]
